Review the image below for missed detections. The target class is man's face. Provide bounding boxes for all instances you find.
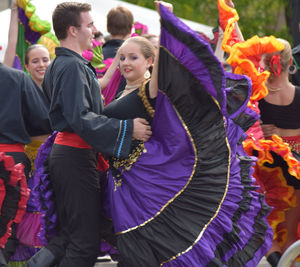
[77,11,97,51]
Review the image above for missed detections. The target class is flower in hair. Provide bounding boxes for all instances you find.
[270,54,281,76]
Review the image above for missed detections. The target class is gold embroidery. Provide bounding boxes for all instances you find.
[138,79,154,118]
[111,142,146,191]
[281,138,300,154]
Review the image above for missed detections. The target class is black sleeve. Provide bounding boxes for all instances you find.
[22,74,52,136]
[57,62,133,158]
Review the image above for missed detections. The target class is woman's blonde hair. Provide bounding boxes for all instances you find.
[120,36,155,63]
[263,38,292,82]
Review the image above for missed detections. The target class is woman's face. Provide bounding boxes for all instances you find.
[119,42,152,84]
[25,47,51,85]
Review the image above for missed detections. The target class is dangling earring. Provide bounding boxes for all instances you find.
[288,65,297,75]
[144,70,151,79]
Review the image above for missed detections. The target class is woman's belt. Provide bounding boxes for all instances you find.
[281,135,300,154]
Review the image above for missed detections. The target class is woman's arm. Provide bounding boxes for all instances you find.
[225,0,244,42]
[98,51,120,90]
[214,26,225,62]
[149,1,173,98]
[3,0,19,67]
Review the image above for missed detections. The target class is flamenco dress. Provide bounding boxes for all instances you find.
[102,5,272,266]
[218,0,300,251]
[0,153,29,256]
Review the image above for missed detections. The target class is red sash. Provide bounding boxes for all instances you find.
[0,143,25,152]
[54,132,108,171]
[54,132,92,149]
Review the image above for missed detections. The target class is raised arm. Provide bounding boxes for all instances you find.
[3,0,19,67]
[98,51,120,90]
[149,1,173,98]
[225,0,244,41]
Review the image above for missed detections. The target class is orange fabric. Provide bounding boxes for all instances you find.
[243,135,300,242]
[54,132,92,149]
[217,0,284,104]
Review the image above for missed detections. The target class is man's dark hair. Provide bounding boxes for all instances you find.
[107,6,133,37]
[52,2,91,40]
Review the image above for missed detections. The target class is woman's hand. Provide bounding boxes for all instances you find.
[260,123,279,138]
[225,0,235,8]
[154,1,173,14]
[11,0,18,9]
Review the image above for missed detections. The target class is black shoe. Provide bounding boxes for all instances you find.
[24,247,57,267]
[267,251,281,267]
[0,250,7,267]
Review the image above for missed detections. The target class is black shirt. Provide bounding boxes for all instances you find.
[42,47,133,158]
[102,39,124,60]
[103,83,155,123]
[0,63,51,144]
[259,86,300,129]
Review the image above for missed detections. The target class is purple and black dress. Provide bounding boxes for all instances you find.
[101,5,273,267]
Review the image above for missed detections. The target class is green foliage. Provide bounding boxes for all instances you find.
[121,0,292,44]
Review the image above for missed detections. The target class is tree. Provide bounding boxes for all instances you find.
[121,0,292,44]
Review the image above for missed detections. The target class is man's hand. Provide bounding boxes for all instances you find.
[133,118,152,142]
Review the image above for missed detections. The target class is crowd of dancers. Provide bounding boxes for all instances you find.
[0,0,300,266]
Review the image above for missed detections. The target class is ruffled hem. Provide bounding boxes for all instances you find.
[31,132,58,245]
[217,0,240,49]
[16,212,43,246]
[0,152,30,248]
[227,36,284,103]
[103,5,272,267]
[9,244,40,262]
[217,0,284,104]
[243,135,300,241]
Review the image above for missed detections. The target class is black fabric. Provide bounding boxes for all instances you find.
[24,247,56,267]
[266,251,281,267]
[0,250,7,267]
[291,44,300,86]
[259,86,300,129]
[3,238,18,263]
[114,76,127,98]
[45,144,102,267]
[43,47,133,158]
[0,63,51,144]
[290,0,300,46]
[160,17,224,107]
[103,82,155,123]
[102,39,124,60]
[226,76,257,135]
